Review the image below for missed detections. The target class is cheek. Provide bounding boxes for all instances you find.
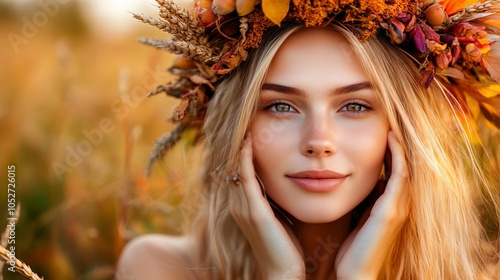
[250,118,296,182]
[342,123,388,177]
[251,116,298,153]
[252,116,294,144]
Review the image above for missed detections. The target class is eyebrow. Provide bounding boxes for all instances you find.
[261,81,373,96]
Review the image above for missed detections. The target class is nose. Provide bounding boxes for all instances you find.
[301,115,336,157]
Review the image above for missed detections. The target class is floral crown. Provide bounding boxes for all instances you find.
[135,0,500,174]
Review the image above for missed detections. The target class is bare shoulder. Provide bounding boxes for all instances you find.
[115,234,200,280]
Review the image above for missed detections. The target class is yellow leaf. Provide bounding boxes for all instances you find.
[462,94,482,144]
[262,0,290,26]
[478,84,500,98]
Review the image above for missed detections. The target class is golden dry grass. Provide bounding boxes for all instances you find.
[0,1,201,279]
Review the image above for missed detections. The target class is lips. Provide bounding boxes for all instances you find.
[286,170,347,192]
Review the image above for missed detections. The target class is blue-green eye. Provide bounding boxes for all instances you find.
[264,102,295,113]
[273,103,292,112]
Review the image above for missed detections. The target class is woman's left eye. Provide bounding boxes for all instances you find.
[264,102,295,113]
[341,102,371,113]
[274,103,292,112]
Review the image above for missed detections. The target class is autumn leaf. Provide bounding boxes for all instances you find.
[481,41,500,83]
[475,3,500,29]
[481,102,500,128]
[478,83,500,98]
[440,0,482,15]
[459,94,482,144]
[262,0,290,26]
[480,18,500,30]
[173,97,190,121]
[441,67,465,79]
[190,74,215,90]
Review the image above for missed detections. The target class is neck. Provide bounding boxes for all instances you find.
[290,213,353,280]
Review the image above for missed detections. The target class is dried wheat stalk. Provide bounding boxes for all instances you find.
[0,204,21,280]
[156,0,203,32]
[138,38,215,62]
[134,0,217,58]
[133,13,175,33]
[0,245,43,280]
[146,123,190,176]
[156,0,208,42]
[447,0,500,24]
[147,81,192,98]
[134,3,211,45]
[147,84,172,97]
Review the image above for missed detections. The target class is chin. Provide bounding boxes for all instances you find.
[288,208,349,224]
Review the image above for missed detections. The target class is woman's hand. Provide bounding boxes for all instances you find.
[228,133,306,280]
[335,131,410,280]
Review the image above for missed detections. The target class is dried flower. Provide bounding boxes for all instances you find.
[136,0,500,170]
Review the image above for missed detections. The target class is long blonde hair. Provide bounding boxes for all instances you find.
[187,23,500,279]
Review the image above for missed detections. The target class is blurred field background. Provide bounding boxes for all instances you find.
[0,0,499,280]
[0,0,203,279]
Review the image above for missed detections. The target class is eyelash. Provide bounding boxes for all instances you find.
[340,100,372,114]
[263,100,296,114]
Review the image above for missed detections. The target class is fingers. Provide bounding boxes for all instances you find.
[384,131,408,199]
[238,133,272,211]
[238,132,256,183]
[336,131,410,275]
[368,131,409,223]
[387,131,408,181]
[228,132,273,225]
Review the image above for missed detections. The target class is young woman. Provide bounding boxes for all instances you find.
[117,1,500,279]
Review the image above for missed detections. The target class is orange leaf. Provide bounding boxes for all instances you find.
[440,0,482,15]
[481,18,500,29]
[476,3,500,29]
[262,0,290,26]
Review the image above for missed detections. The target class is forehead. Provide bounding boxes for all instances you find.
[265,28,369,88]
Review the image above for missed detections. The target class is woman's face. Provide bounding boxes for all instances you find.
[250,28,389,223]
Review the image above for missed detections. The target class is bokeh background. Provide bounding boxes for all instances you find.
[0,0,499,279]
[0,0,201,279]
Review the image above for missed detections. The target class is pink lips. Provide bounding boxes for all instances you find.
[286,170,347,192]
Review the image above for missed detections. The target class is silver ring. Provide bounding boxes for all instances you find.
[229,175,240,185]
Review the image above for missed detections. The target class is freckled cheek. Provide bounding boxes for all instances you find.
[250,118,298,174]
[251,118,298,151]
[340,122,388,175]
